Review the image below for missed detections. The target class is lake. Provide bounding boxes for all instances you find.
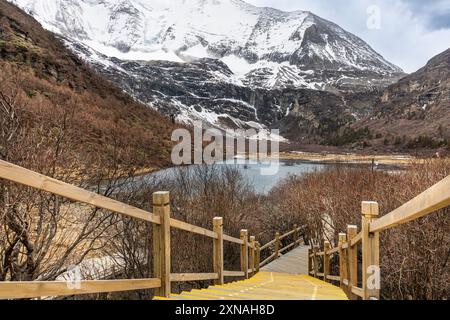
[141,159,329,194]
[120,158,396,194]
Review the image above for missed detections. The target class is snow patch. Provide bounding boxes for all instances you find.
[83,40,184,62]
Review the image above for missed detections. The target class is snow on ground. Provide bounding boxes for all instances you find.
[174,100,288,142]
[221,55,254,76]
[12,0,402,76]
[83,40,184,62]
[180,44,210,59]
[11,0,402,92]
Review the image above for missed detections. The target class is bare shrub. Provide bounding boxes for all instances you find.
[0,61,148,286]
[102,165,262,297]
[267,160,450,299]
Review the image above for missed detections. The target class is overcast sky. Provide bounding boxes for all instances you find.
[246,0,450,73]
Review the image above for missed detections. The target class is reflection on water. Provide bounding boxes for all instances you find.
[106,159,400,195]
[107,158,401,195]
[146,159,326,194]
[218,159,325,193]
[112,159,401,194]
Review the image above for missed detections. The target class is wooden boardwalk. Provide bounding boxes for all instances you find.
[261,246,309,274]
[155,246,348,300]
[155,272,347,300]
[1,160,448,300]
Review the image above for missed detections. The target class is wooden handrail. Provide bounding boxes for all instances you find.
[0,160,160,224]
[0,160,258,300]
[170,218,218,239]
[170,273,218,282]
[279,226,305,241]
[3,158,447,301]
[258,227,306,268]
[259,253,276,268]
[279,242,295,254]
[223,234,244,245]
[260,239,276,251]
[260,226,305,251]
[369,175,450,233]
[328,247,340,255]
[0,160,222,240]
[311,245,339,257]
[279,229,295,240]
[223,271,245,277]
[351,286,364,298]
[327,275,340,282]
[0,279,161,300]
[261,226,306,251]
[350,232,362,247]
[308,174,450,301]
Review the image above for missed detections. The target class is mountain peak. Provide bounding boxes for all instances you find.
[8,0,406,133]
[10,0,401,75]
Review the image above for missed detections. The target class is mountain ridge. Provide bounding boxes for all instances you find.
[8,0,407,136]
[0,0,177,169]
[352,48,450,151]
[10,0,403,91]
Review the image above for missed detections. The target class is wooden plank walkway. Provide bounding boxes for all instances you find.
[155,246,347,300]
[261,246,309,274]
[155,272,347,300]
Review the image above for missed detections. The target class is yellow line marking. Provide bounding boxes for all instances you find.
[302,276,319,300]
[159,271,347,300]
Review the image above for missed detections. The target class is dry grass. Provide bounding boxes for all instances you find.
[266,159,450,299]
[245,151,416,165]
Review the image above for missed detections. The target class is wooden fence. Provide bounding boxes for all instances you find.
[1,159,448,300]
[0,160,302,299]
[259,225,305,268]
[308,175,450,300]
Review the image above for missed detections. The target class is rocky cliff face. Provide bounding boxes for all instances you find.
[0,0,178,168]
[351,48,450,150]
[67,37,382,142]
[375,48,450,120]
[10,0,402,76]
[9,0,404,140]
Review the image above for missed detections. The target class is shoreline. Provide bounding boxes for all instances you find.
[242,151,416,166]
[132,151,430,180]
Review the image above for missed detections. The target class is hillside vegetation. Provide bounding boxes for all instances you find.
[0,0,178,286]
[0,0,177,173]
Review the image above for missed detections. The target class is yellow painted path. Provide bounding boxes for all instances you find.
[155,272,347,300]
[155,247,347,300]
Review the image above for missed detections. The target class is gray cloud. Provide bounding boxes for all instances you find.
[428,12,450,29]
[402,0,450,30]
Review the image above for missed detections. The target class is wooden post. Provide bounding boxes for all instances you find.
[347,225,358,300]
[308,248,312,276]
[274,232,280,258]
[249,236,256,275]
[240,229,249,279]
[362,201,380,300]
[213,217,224,285]
[338,233,348,291]
[323,241,331,282]
[152,191,171,297]
[293,224,299,247]
[255,241,261,273]
[313,245,319,278]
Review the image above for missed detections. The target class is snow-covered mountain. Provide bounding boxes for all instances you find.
[9,0,405,136]
[11,0,402,90]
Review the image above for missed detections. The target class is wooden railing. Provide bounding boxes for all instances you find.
[0,160,270,299]
[308,175,450,300]
[259,225,306,268]
[3,158,446,301]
